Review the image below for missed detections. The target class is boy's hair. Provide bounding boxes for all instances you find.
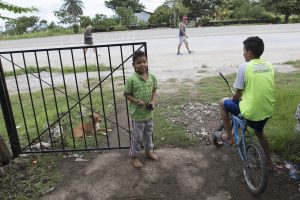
[243,36,264,58]
[132,50,146,63]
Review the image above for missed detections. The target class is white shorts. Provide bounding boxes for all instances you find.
[179,36,187,44]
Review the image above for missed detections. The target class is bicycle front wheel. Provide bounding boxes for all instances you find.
[242,140,268,195]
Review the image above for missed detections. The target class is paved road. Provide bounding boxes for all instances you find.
[1,23,300,84]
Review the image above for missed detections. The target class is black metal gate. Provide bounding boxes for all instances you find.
[0,42,147,157]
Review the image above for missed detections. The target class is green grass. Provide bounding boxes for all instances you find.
[265,72,300,161]
[0,28,78,41]
[154,107,196,147]
[4,64,111,77]
[0,154,61,199]
[284,60,300,68]
[197,74,236,103]
[197,71,300,161]
[0,78,118,149]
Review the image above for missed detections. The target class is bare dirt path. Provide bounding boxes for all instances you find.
[42,103,300,200]
[42,146,299,200]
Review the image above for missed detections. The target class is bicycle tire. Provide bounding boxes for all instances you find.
[212,124,225,147]
[242,140,268,195]
[0,135,11,166]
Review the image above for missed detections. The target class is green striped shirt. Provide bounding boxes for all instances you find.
[124,72,158,121]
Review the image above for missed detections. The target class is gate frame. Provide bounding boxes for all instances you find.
[0,42,147,157]
[0,59,20,158]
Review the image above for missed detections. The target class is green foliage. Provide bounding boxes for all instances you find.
[182,0,221,18]
[104,0,145,12]
[54,0,84,31]
[72,23,79,33]
[197,17,211,26]
[54,9,77,25]
[289,16,300,23]
[92,14,118,31]
[0,1,37,20]
[115,7,137,27]
[61,0,84,17]
[284,60,300,68]
[137,20,149,29]
[262,0,300,23]
[113,25,128,31]
[79,16,92,28]
[48,21,57,30]
[163,0,189,27]
[216,0,273,20]
[0,27,74,40]
[5,16,39,35]
[149,5,172,26]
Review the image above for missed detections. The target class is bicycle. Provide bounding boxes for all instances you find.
[212,73,269,196]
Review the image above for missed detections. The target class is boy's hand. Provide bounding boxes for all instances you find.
[136,100,145,106]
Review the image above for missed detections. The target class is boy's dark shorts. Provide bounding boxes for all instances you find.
[224,99,269,133]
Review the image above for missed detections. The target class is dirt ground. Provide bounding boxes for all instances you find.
[41,103,300,200]
[42,148,300,200]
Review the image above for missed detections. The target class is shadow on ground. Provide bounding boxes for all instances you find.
[42,145,299,200]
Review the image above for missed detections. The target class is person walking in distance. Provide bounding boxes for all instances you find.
[84,25,96,55]
[124,50,159,168]
[177,16,193,55]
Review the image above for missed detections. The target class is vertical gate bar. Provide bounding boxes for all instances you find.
[95,48,110,148]
[22,53,42,150]
[46,50,61,150]
[120,46,131,140]
[0,57,21,157]
[22,52,41,151]
[58,50,76,149]
[14,52,31,151]
[10,53,31,152]
[143,43,147,59]
[83,49,99,148]
[34,51,52,152]
[108,46,121,147]
[72,49,88,149]
[142,43,153,144]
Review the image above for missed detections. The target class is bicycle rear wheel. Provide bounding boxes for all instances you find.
[243,140,268,195]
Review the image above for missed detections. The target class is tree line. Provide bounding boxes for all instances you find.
[1,0,300,36]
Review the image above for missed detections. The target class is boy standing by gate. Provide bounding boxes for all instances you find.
[124,50,159,168]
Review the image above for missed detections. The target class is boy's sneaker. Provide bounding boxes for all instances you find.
[177,52,183,55]
[188,51,194,54]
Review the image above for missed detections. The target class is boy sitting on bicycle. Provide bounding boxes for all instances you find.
[217,36,275,169]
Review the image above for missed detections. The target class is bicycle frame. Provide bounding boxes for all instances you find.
[231,114,253,167]
[217,73,269,195]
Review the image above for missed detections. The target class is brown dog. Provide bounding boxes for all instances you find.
[72,114,101,138]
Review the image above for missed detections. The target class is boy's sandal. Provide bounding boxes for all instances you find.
[214,131,233,147]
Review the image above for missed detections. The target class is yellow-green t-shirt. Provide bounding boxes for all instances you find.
[239,59,275,121]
